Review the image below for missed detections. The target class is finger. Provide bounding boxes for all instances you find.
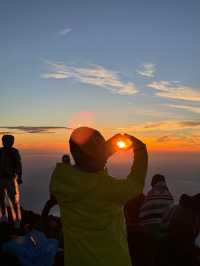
[111,133,122,139]
[123,134,134,140]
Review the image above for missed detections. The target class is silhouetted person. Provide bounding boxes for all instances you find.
[157,193,200,266]
[62,154,70,164]
[50,126,148,266]
[124,194,145,266]
[0,135,22,227]
[125,193,145,228]
[139,174,173,232]
[138,174,173,266]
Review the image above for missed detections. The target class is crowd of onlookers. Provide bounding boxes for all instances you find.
[0,130,200,266]
[125,175,200,266]
[1,177,200,266]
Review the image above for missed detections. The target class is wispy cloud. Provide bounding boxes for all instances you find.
[118,120,200,132]
[156,136,171,143]
[59,27,72,36]
[43,62,138,95]
[167,104,200,114]
[136,63,156,78]
[147,81,200,102]
[0,126,71,134]
[156,134,200,144]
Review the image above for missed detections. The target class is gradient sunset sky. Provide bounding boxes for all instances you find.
[0,0,200,152]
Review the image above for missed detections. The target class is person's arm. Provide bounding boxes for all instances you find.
[41,195,57,218]
[103,135,148,204]
[40,195,57,230]
[15,149,22,184]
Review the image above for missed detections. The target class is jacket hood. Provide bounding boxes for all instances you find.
[50,163,102,203]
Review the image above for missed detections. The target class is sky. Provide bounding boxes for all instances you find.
[0,0,200,151]
[0,0,200,211]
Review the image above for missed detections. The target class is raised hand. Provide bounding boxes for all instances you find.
[124,134,146,151]
[106,133,123,158]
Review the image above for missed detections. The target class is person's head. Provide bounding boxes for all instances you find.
[151,174,166,187]
[62,154,70,164]
[180,193,200,213]
[69,127,107,172]
[2,135,14,148]
[179,193,200,237]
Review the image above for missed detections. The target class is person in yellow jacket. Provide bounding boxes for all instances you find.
[50,127,148,266]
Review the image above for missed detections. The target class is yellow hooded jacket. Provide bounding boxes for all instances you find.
[50,147,148,266]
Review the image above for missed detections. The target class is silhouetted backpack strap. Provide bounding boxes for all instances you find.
[0,148,17,178]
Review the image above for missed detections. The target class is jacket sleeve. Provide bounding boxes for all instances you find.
[15,149,22,180]
[103,146,148,204]
[41,196,57,228]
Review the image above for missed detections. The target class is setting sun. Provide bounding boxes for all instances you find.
[116,140,127,149]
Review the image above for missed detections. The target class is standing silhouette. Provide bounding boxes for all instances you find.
[0,135,22,227]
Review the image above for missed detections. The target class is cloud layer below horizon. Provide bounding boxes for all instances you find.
[0,126,69,134]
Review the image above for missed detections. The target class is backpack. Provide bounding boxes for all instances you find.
[2,230,59,266]
[0,148,17,178]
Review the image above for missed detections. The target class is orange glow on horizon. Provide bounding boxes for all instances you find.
[6,127,200,154]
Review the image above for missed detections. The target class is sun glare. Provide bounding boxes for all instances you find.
[117,140,127,149]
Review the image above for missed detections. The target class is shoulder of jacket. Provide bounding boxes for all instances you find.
[55,162,63,167]
[11,147,18,152]
[9,148,19,157]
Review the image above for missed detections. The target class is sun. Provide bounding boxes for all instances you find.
[116,140,127,149]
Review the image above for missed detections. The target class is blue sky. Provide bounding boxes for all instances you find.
[1,0,200,212]
[0,0,200,150]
